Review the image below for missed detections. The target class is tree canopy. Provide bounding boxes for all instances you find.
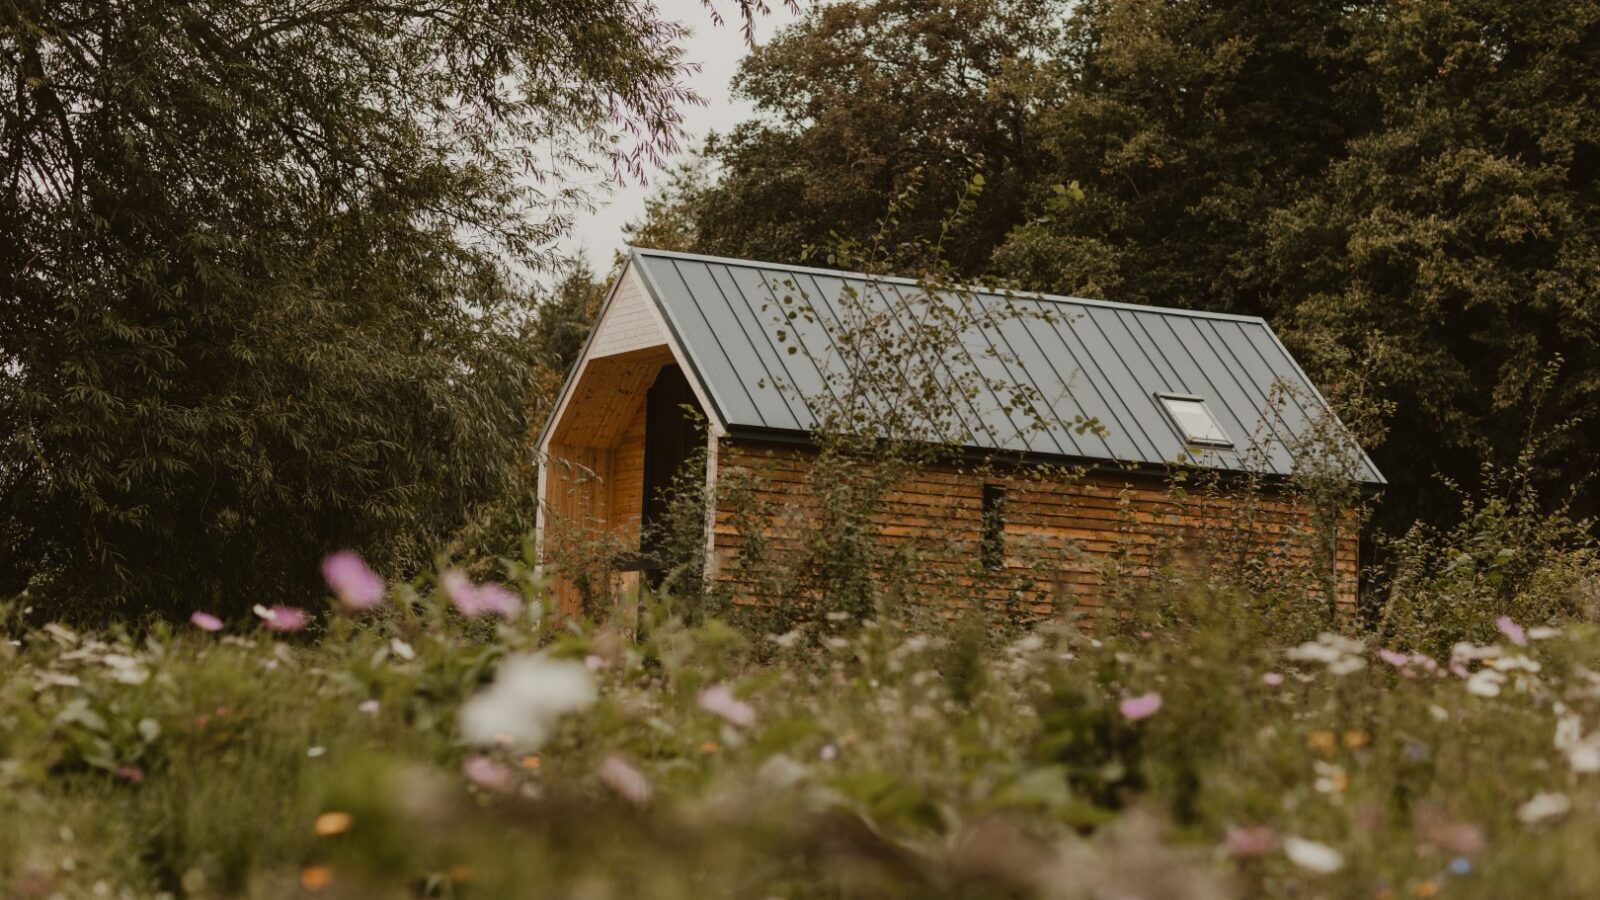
[632,0,1600,534]
[1,0,697,617]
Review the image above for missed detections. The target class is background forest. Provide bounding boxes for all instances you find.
[7,0,1600,616]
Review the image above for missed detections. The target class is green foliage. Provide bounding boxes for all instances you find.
[8,525,1600,896]
[1266,0,1600,531]
[649,0,1066,274]
[0,1,697,618]
[1378,447,1600,655]
[632,0,1600,536]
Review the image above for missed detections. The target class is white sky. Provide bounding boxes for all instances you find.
[555,1,805,274]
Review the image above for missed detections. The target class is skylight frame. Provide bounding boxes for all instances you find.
[1154,392,1234,449]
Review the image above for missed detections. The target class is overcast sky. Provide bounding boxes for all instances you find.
[555,0,805,274]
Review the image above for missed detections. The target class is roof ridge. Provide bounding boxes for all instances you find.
[627,246,1270,326]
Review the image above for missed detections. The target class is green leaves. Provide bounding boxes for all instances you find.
[1,1,701,617]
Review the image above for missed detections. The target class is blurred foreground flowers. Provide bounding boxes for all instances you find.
[6,556,1600,898]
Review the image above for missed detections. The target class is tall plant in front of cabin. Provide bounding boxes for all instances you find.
[717,177,1106,637]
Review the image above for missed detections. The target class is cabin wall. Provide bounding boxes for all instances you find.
[710,438,1360,625]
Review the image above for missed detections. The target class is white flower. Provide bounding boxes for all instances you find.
[1517,792,1571,824]
[1012,633,1045,654]
[1529,626,1561,641]
[459,653,597,752]
[389,639,416,661]
[1554,714,1600,773]
[1465,669,1505,697]
[1570,743,1600,774]
[1283,836,1344,873]
[101,653,149,685]
[1286,633,1366,675]
[1491,654,1541,673]
[756,753,810,789]
[1327,657,1367,676]
[1556,714,1584,752]
[1451,642,1503,663]
[1286,642,1342,664]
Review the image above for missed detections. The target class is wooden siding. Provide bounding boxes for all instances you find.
[609,402,648,551]
[711,439,1359,624]
[547,345,673,449]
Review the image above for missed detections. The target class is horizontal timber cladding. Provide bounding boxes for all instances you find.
[710,438,1359,625]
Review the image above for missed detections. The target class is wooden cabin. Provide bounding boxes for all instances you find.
[535,248,1384,621]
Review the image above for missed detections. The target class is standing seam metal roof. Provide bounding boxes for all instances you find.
[625,247,1385,484]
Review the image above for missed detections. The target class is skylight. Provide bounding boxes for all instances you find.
[1156,394,1232,447]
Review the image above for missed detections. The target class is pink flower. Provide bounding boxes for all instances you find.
[462,754,512,792]
[1119,692,1163,721]
[190,611,223,632]
[1496,616,1527,647]
[260,605,311,633]
[116,766,146,783]
[442,570,481,616]
[321,551,384,612]
[1418,819,1487,856]
[442,570,522,620]
[1261,672,1284,686]
[474,583,524,620]
[698,684,757,729]
[597,754,651,806]
[1379,649,1410,667]
[1224,825,1278,858]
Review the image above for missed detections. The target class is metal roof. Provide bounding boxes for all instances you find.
[625,247,1384,484]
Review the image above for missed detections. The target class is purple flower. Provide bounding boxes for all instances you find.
[462,754,513,792]
[1379,649,1410,667]
[321,551,384,612]
[260,605,311,633]
[442,570,522,620]
[1261,672,1284,686]
[597,754,651,806]
[442,570,482,617]
[1496,616,1528,647]
[1224,825,1278,858]
[474,583,524,620]
[1119,692,1163,721]
[190,611,223,632]
[698,684,757,729]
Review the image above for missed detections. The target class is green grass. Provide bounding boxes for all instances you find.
[5,570,1600,898]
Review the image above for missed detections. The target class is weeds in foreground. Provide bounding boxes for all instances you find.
[5,520,1600,898]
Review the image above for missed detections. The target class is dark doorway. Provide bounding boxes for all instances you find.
[640,364,706,571]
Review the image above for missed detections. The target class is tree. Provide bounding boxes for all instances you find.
[0,1,697,618]
[1267,0,1600,528]
[991,0,1375,315]
[655,0,1066,275]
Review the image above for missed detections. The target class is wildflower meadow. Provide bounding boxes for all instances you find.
[6,518,1600,899]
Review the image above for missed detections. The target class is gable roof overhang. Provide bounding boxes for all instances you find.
[536,259,726,455]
